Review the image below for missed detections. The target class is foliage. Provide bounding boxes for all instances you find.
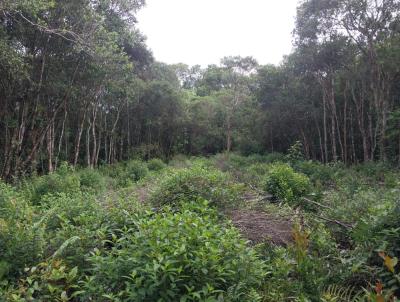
[125,160,149,182]
[4,259,81,302]
[149,165,245,209]
[264,162,311,204]
[24,163,81,205]
[81,202,265,301]
[286,141,304,162]
[78,168,106,194]
[1,153,400,301]
[258,225,331,301]
[294,160,338,186]
[100,160,149,188]
[0,182,45,279]
[147,158,166,171]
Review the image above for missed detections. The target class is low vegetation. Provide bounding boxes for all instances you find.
[0,153,399,301]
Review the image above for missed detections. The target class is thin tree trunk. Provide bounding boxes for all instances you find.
[73,106,88,167]
[351,85,369,161]
[226,112,232,153]
[55,105,67,170]
[323,92,328,163]
[343,85,348,164]
[86,124,91,167]
[90,103,98,168]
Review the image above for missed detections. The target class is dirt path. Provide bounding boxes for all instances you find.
[227,209,293,245]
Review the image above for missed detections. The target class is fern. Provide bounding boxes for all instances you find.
[51,236,80,259]
[321,285,364,302]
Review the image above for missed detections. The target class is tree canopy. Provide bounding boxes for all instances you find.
[1,0,400,179]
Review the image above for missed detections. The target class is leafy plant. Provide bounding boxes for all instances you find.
[0,182,45,279]
[147,158,166,171]
[286,141,304,162]
[126,160,149,182]
[24,163,81,205]
[78,168,106,194]
[321,285,362,302]
[264,162,311,204]
[5,259,81,301]
[81,202,265,301]
[149,165,245,209]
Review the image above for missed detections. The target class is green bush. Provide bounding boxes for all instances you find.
[147,158,166,171]
[226,153,252,168]
[294,160,337,186]
[149,165,244,209]
[25,163,81,204]
[98,160,149,188]
[81,202,265,301]
[0,182,45,279]
[4,259,81,301]
[258,224,336,301]
[262,152,286,163]
[126,160,149,182]
[167,154,192,168]
[354,161,399,188]
[286,141,304,162]
[78,168,106,194]
[264,163,311,204]
[41,192,107,270]
[241,163,271,187]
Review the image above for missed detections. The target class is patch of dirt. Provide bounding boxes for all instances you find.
[135,185,151,203]
[228,210,293,246]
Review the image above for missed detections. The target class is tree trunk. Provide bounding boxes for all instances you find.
[351,85,369,161]
[73,106,88,167]
[226,112,232,153]
[323,92,328,163]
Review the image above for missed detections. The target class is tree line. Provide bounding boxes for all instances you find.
[1,0,400,179]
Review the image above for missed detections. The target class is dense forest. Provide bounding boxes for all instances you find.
[1,0,400,301]
[1,0,400,180]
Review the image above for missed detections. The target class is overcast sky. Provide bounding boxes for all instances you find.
[137,0,299,67]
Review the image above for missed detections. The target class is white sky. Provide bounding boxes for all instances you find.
[137,0,299,67]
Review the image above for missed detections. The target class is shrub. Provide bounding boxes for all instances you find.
[0,182,45,279]
[262,152,286,163]
[78,168,106,194]
[241,163,271,187]
[81,202,265,301]
[149,165,244,209]
[125,160,149,182]
[286,141,304,162]
[39,193,108,269]
[226,153,252,168]
[258,225,334,301]
[4,259,81,301]
[294,160,337,186]
[147,158,166,171]
[264,163,311,204]
[168,154,192,168]
[99,160,149,188]
[25,163,81,204]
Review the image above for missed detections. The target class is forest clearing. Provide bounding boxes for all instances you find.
[1,0,400,301]
[1,153,399,301]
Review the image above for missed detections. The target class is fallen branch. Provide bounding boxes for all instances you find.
[302,197,334,210]
[310,213,353,230]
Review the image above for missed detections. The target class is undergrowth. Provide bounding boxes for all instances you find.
[1,154,399,301]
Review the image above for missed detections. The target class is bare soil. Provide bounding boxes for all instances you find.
[227,209,293,246]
